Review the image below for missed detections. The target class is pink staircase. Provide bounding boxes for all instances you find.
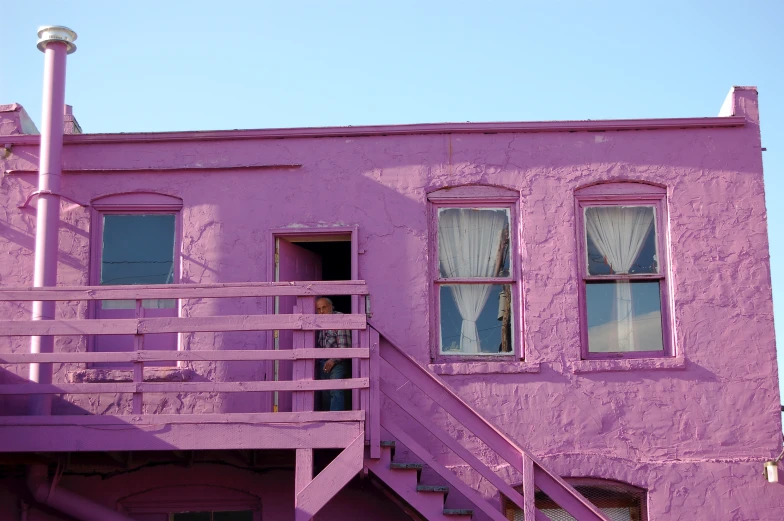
[366,324,612,521]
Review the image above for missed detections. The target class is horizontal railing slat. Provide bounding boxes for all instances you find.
[0,280,369,301]
[0,378,369,395]
[0,313,366,336]
[0,411,365,426]
[0,348,369,364]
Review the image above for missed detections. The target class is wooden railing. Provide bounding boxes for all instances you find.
[0,281,380,454]
[371,324,611,521]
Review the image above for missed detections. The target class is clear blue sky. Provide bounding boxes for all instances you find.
[2,1,782,392]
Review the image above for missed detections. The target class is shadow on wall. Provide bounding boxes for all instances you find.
[0,366,29,416]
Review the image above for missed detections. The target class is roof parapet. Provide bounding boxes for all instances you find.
[0,104,40,136]
[719,86,759,125]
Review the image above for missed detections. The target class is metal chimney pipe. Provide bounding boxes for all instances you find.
[28,26,77,415]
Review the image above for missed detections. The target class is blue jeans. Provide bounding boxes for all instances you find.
[316,360,349,411]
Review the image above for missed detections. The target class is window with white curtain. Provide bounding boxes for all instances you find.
[575,183,671,358]
[435,206,515,356]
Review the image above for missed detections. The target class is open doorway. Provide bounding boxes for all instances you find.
[273,229,358,413]
[285,240,352,310]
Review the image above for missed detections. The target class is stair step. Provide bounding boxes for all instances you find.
[416,485,449,493]
[443,508,473,517]
[390,461,422,481]
[390,462,423,470]
[380,439,396,459]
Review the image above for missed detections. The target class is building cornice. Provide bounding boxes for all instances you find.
[2,116,746,145]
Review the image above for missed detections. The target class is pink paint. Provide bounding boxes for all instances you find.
[0,84,781,519]
[574,182,672,359]
[27,464,134,521]
[27,33,70,417]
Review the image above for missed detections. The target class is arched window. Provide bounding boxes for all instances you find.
[90,192,183,366]
[427,185,521,360]
[119,484,261,521]
[574,182,672,359]
[503,478,647,520]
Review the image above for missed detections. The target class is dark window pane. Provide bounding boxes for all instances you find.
[172,513,211,521]
[585,206,658,276]
[101,214,176,309]
[438,208,511,278]
[214,511,254,521]
[586,280,663,353]
[530,483,645,521]
[440,284,513,355]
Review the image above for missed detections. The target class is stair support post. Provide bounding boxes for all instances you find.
[295,433,364,521]
[293,296,315,520]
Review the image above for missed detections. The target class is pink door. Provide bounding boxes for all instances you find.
[276,239,322,412]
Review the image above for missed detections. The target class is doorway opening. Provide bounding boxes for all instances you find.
[289,239,351,310]
[272,229,358,413]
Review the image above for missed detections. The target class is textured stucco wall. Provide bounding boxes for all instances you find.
[0,87,781,518]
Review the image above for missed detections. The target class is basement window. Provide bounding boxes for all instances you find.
[503,478,647,521]
[171,511,254,521]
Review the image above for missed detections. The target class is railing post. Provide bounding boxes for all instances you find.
[359,319,369,437]
[368,326,380,458]
[522,452,535,521]
[351,294,360,411]
[132,299,144,414]
[292,296,315,413]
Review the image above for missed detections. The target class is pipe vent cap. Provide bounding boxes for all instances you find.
[37,26,77,54]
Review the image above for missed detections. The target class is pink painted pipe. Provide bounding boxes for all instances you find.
[27,465,134,521]
[29,27,75,415]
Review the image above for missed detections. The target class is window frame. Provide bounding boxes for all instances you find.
[574,182,673,360]
[88,192,184,362]
[119,484,261,521]
[428,186,523,362]
[502,477,648,521]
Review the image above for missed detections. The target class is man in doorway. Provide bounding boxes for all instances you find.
[315,297,351,411]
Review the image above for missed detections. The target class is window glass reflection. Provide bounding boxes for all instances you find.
[586,281,663,353]
[438,208,510,278]
[585,206,657,276]
[440,284,512,354]
[101,214,175,309]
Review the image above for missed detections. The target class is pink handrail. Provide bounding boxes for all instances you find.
[0,282,377,428]
[370,323,610,521]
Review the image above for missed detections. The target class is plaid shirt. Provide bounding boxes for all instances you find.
[317,311,352,364]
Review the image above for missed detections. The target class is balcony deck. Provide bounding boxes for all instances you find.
[0,281,380,454]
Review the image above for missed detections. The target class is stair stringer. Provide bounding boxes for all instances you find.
[368,324,612,521]
[365,445,473,521]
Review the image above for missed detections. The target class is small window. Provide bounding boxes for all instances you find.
[575,183,671,358]
[504,479,647,521]
[90,192,183,364]
[171,511,254,521]
[101,214,176,309]
[429,186,520,359]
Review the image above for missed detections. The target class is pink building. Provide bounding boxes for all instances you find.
[0,27,781,521]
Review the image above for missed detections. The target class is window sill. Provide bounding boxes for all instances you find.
[66,367,194,383]
[429,361,541,375]
[570,357,686,374]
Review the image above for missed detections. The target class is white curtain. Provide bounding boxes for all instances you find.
[585,206,654,351]
[438,209,507,353]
